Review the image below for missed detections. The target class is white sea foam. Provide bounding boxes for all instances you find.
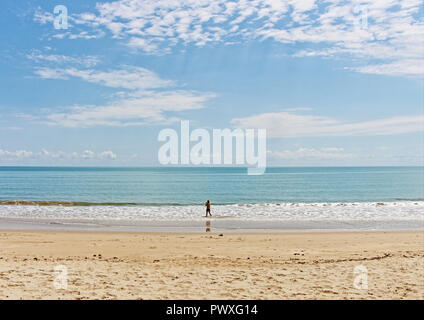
[0,201,422,222]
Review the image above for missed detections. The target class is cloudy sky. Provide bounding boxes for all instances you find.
[0,0,423,166]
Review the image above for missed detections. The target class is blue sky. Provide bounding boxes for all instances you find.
[0,0,423,166]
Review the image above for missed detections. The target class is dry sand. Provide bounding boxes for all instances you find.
[0,230,422,300]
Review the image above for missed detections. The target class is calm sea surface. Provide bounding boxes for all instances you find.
[0,167,422,231]
[0,166,422,204]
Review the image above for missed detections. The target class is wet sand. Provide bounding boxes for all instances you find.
[0,230,423,299]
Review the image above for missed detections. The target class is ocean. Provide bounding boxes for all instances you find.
[0,166,423,232]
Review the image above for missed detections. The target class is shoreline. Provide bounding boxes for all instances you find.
[0,200,422,233]
[0,229,422,299]
[0,216,423,233]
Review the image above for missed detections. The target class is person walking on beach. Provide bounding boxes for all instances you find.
[205,200,212,217]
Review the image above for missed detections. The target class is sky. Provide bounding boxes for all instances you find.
[0,0,423,166]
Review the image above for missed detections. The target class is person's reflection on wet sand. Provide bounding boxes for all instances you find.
[206,220,211,232]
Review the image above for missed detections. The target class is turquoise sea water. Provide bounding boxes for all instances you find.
[0,166,422,204]
[0,166,422,231]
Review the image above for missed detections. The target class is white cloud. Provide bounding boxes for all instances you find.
[268,147,356,160]
[321,147,344,152]
[43,90,213,127]
[127,37,167,54]
[33,0,424,77]
[232,111,424,137]
[68,30,105,40]
[348,59,424,77]
[0,149,33,160]
[34,68,68,80]
[98,151,117,160]
[33,7,53,24]
[0,149,118,161]
[30,65,214,127]
[34,66,174,90]
[27,51,100,67]
[0,126,23,131]
[82,150,95,159]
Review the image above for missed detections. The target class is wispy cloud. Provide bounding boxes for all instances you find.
[43,90,213,127]
[33,6,53,24]
[0,148,117,161]
[34,0,424,77]
[232,111,424,138]
[347,59,424,77]
[0,149,33,160]
[0,126,23,131]
[34,66,175,90]
[98,151,117,160]
[268,147,356,160]
[29,62,215,127]
[27,50,100,68]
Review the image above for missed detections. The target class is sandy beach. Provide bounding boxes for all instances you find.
[0,229,422,300]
